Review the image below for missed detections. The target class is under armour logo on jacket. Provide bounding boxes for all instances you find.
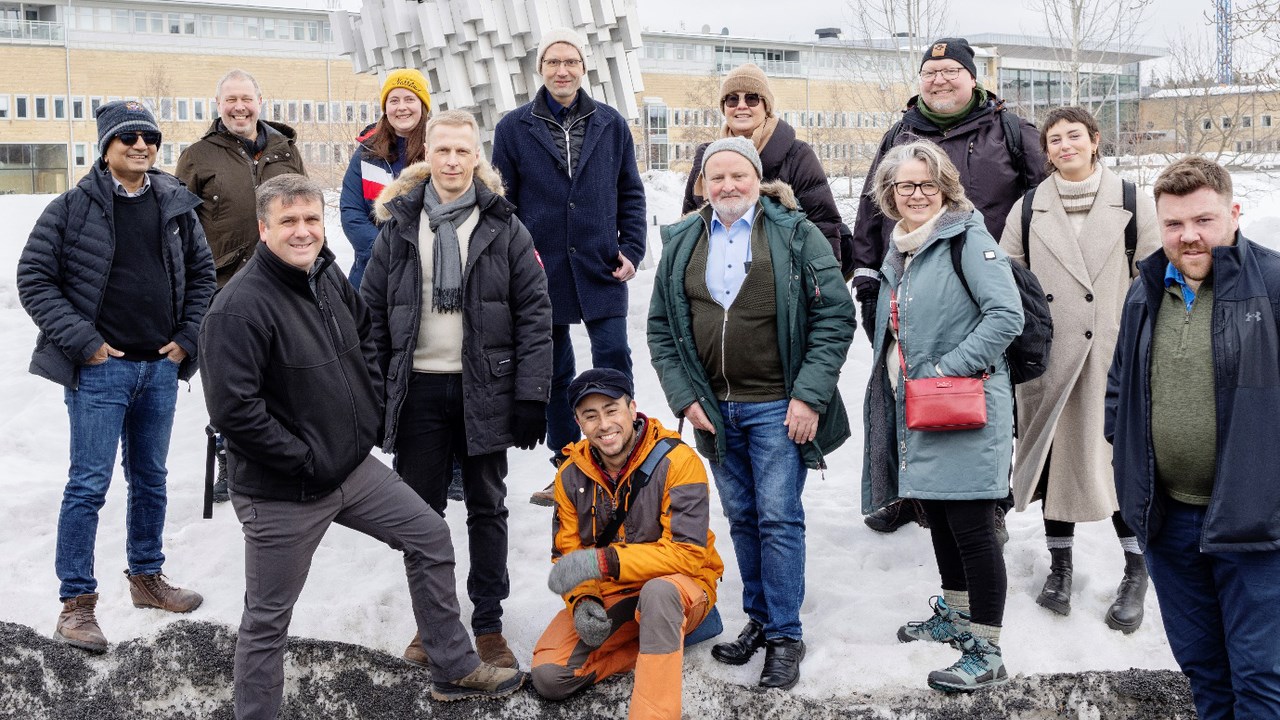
[1246,311,1262,322]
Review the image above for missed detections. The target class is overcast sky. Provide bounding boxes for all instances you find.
[635,0,1216,50]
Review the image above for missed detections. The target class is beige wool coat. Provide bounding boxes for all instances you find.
[1000,166,1162,522]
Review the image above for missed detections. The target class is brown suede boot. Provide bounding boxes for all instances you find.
[475,632,519,669]
[430,662,524,701]
[403,631,429,667]
[126,571,203,613]
[55,593,108,653]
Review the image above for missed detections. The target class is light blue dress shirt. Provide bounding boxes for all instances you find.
[706,204,756,309]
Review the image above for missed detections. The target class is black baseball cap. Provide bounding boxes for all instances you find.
[568,368,633,409]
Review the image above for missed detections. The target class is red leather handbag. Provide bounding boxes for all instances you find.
[891,290,988,432]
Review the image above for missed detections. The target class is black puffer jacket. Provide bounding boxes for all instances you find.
[682,120,844,263]
[362,164,553,455]
[200,244,382,502]
[17,163,215,388]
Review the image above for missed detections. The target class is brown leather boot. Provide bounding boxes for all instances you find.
[55,593,108,653]
[126,571,203,613]
[475,632,519,669]
[403,631,429,667]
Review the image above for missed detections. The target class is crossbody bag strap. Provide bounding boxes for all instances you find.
[595,437,680,547]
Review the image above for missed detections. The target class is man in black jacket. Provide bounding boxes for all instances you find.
[1106,157,1280,720]
[17,100,215,654]
[200,174,523,718]
[361,110,554,669]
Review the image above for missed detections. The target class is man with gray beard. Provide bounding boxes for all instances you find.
[648,137,854,690]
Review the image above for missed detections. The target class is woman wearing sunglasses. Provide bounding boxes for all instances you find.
[999,106,1160,631]
[340,69,431,289]
[862,140,1021,693]
[681,63,844,266]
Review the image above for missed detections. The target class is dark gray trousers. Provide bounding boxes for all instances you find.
[231,455,480,720]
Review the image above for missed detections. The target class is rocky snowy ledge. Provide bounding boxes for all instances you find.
[1,619,1195,720]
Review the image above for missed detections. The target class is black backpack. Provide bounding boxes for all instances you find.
[1019,179,1139,274]
[949,237,1053,385]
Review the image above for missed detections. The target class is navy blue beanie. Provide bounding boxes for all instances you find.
[95,100,161,155]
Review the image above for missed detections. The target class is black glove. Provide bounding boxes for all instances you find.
[512,400,548,450]
[859,297,878,345]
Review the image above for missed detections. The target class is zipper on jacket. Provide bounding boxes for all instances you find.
[720,310,731,400]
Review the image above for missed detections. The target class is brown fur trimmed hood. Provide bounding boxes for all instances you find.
[372,159,506,223]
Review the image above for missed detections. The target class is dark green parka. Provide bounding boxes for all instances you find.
[648,181,855,468]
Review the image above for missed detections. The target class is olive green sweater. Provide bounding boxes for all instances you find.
[684,219,786,402]
[1150,281,1217,505]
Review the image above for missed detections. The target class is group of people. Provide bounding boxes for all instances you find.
[13,26,1280,720]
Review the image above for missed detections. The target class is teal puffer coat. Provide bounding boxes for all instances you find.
[862,209,1022,512]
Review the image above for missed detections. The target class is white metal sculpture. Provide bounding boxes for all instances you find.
[330,0,645,138]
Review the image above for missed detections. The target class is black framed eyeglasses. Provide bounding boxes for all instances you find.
[116,131,161,147]
[919,67,965,82]
[723,93,761,108]
[893,181,941,197]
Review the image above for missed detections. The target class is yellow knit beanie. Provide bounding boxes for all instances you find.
[380,69,432,113]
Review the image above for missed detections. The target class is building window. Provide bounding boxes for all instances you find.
[345,102,355,122]
[287,101,298,123]
[71,97,85,120]
[1202,118,1213,131]
[193,99,204,121]
[161,143,174,165]
[74,143,88,166]
[302,101,312,123]
[1221,116,1232,129]
[177,99,189,121]
[0,95,9,119]
[159,97,173,121]
[54,97,66,120]
[359,103,370,123]
[90,96,103,116]
[316,102,327,123]
[33,96,48,119]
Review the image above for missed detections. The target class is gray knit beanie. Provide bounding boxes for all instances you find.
[537,27,587,68]
[701,136,763,179]
[95,100,161,155]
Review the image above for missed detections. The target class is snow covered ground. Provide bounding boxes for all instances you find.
[1,167,1274,706]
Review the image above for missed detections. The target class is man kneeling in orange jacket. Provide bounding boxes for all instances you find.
[532,368,724,719]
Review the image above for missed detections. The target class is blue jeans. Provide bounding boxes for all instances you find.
[546,317,632,454]
[709,398,806,641]
[57,358,179,600]
[1145,499,1280,720]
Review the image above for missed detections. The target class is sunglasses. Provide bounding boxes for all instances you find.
[116,131,161,147]
[723,93,761,109]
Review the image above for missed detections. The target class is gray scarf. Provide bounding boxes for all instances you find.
[422,181,477,313]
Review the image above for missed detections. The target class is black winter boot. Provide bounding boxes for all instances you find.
[864,500,929,533]
[1036,546,1072,616]
[212,444,229,503]
[1104,552,1148,633]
